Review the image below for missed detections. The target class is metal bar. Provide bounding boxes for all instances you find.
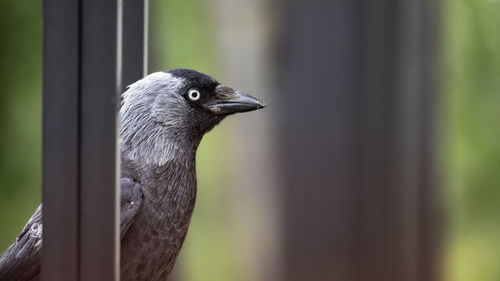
[276,0,437,280]
[277,2,362,280]
[121,0,148,92]
[41,0,80,279]
[79,0,121,280]
[358,1,438,280]
[42,0,122,280]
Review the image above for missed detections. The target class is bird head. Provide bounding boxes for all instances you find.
[120,69,265,165]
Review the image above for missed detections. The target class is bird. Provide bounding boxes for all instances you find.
[0,68,265,281]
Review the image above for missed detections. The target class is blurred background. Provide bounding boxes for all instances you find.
[1,0,499,281]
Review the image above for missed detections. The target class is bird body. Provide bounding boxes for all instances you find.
[119,158,197,281]
[0,69,264,281]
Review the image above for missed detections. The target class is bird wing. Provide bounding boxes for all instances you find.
[0,178,143,281]
[0,205,42,281]
[120,178,143,238]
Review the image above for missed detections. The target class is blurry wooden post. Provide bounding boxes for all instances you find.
[276,0,438,281]
[42,0,146,280]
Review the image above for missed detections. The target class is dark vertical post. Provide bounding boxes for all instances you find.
[79,0,121,280]
[121,0,148,92]
[42,0,122,280]
[276,0,437,281]
[42,0,80,279]
[358,1,439,280]
[277,2,362,280]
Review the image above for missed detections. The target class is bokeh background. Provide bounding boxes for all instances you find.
[0,0,499,281]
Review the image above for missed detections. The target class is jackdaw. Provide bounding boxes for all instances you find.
[0,68,265,281]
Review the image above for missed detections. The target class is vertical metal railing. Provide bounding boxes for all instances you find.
[121,0,148,92]
[42,0,147,280]
[42,0,81,279]
[276,0,437,280]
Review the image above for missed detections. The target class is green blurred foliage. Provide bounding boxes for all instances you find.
[0,0,42,250]
[441,0,500,280]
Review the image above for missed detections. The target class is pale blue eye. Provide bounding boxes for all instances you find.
[188,89,201,101]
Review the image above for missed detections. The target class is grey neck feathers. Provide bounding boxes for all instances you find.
[119,72,201,166]
[120,118,199,167]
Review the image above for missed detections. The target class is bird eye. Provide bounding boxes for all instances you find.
[187,89,201,101]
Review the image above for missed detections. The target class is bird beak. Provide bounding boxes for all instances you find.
[207,85,266,115]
